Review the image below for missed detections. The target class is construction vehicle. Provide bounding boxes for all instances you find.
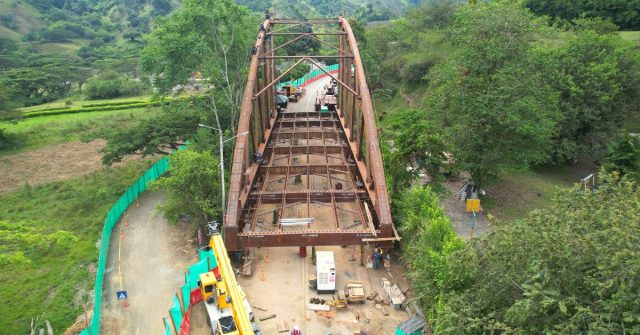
[325,298,347,309]
[289,87,305,102]
[199,230,261,335]
[281,84,294,96]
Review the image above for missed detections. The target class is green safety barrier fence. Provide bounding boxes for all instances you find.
[276,63,340,90]
[164,248,217,334]
[81,147,185,335]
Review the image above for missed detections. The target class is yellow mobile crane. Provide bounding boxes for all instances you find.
[199,231,259,335]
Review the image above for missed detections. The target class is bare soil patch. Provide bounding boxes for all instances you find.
[239,246,412,335]
[0,140,138,193]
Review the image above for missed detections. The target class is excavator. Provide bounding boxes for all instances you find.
[198,229,260,335]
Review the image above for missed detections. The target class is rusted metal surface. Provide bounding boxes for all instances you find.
[224,16,395,250]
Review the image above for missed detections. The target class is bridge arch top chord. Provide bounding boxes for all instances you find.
[223,16,396,250]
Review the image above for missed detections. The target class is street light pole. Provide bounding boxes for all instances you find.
[198,124,248,216]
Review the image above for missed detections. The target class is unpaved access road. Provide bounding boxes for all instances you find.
[100,191,197,335]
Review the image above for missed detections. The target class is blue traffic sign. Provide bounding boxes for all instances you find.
[116,290,128,300]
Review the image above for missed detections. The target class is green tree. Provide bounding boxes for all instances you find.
[387,108,448,184]
[84,71,146,99]
[141,0,257,131]
[99,102,202,165]
[434,172,640,334]
[279,23,321,56]
[425,2,559,186]
[153,149,222,224]
[405,0,459,30]
[2,68,71,106]
[540,31,640,162]
[0,81,18,118]
[525,0,640,30]
[604,133,640,183]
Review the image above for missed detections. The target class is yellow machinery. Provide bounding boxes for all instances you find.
[199,232,255,335]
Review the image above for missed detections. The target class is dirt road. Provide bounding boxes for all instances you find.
[442,180,492,238]
[100,191,197,335]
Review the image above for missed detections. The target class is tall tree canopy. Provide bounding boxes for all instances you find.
[539,31,640,162]
[141,0,257,130]
[524,0,640,30]
[153,149,222,224]
[99,100,203,165]
[425,2,559,186]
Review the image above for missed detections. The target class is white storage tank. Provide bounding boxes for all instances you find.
[316,251,336,294]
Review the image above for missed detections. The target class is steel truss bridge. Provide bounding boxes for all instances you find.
[223,16,398,250]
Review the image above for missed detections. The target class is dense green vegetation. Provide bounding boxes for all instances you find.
[0,159,154,333]
[367,1,640,186]
[399,172,640,334]
[0,0,168,108]
[366,2,640,334]
[99,100,202,165]
[524,0,640,30]
[84,71,147,99]
[237,0,416,22]
[153,149,222,224]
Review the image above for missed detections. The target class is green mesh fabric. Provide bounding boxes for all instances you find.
[276,64,340,90]
[170,295,183,330]
[182,283,191,312]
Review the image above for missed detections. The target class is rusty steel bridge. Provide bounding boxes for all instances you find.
[223,16,397,250]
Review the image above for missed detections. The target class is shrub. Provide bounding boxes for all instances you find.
[85,72,147,99]
[0,128,21,150]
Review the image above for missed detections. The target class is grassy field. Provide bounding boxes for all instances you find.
[0,159,155,334]
[619,31,640,44]
[18,94,155,113]
[481,163,592,222]
[1,106,158,154]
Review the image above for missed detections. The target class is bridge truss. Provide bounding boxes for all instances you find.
[223,16,397,250]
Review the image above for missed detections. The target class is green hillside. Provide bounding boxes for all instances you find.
[238,0,416,21]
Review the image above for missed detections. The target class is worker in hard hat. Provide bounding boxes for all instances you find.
[291,325,301,335]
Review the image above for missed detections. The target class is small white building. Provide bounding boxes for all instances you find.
[316,251,336,294]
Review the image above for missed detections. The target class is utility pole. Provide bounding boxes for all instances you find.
[198,124,248,216]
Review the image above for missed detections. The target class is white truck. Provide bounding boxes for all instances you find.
[316,251,336,294]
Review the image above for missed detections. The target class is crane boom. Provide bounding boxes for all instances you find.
[209,233,255,335]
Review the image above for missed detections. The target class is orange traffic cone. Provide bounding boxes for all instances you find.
[264,249,270,263]
[260,264,266,282]
[136,198,140,208]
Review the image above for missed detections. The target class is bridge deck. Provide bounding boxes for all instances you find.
[238,78,376,245]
